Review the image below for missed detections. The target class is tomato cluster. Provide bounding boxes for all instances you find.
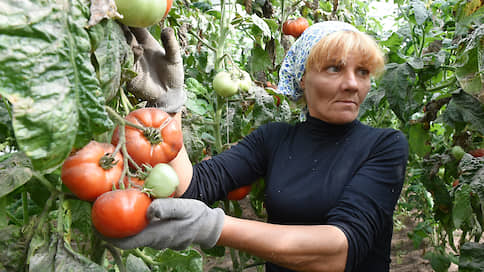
[282,17,309,38]
[60,108,183,238]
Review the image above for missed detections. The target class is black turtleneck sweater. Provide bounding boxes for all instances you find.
[182,115,409,272]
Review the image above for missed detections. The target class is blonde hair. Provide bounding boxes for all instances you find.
[305,31,385,77]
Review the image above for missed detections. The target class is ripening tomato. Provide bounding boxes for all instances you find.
[282,17,309,38]
[114,0,173,28]
[61,141,123,201]
[227,185,252,201]
[469,148,484,158]
[112,108,183,167]
[92,189,152,238]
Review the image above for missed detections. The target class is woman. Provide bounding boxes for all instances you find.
[109,21,409,272]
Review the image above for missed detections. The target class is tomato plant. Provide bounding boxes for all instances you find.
[213,71,239,97]
[112,108,183,167]
[144,163,179,198]
[227,185,252,201]
[282,17,309,38]
[92,189,152,238]
[61,141,124,201]
[114,0,172,27]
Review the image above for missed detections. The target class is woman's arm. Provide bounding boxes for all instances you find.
[168,112,193,196]
[218,216,348,272]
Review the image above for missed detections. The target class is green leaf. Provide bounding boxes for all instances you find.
[29,234,106,272]
[459,242,484,271]
[126,254,150,272]
[248,46,272,74]
[411,0,429,25]
[0,152,32,198]
[380,63,420,122]
[408,124,431,157]
[250,15,272,38]
[440,91,484,134]
[155,249,203,272]
[424,250,451,272]
[0,0,113,172]
[90,20,134,102]
[453,183,473,229]
[0,225,26,271]
[458,154,484,206]
[455,25,483,95]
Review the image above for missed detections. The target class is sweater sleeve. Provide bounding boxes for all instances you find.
[181,124,272,205]
[326,130,409,271]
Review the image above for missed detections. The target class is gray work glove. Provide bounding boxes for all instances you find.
[105,198,225,250]
[124,27,186,113]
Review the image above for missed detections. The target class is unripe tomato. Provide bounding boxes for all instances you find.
[238,71,252,92]
[144,163,179,198]
[112,108,183,167]
[282,17,309,38]
[451,145,465,161]
[213,71,239,97]
[227,185,252,201]
[61,141,123,201]
[114,0,173,28]
[92,189,152,238]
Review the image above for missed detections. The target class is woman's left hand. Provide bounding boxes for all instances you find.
[101,198,225,250]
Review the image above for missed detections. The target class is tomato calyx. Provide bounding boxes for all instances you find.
[143,127,163,145]
[98,153,120,170]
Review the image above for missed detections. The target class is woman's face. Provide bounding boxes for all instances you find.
[301,52,371,124]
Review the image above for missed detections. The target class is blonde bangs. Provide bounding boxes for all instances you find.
[306,31,385,77]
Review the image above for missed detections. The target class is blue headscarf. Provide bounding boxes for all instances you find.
[276,21,359,100]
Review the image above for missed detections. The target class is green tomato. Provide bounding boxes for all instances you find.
[238,71,252,92]
[451,145,465,161]
[213,71,239,97]
[114,0,172,28]
[144,163,179,198]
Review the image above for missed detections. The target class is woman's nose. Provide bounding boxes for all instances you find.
[342,71,358,91]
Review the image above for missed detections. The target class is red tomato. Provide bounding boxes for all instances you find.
[469,148,484,158]
[227,185,252,201]
[282,17,309,38]
[61,141,123,201]
[112,108,183,167]
[92,189,152,238]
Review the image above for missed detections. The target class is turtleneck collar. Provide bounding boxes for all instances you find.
[304,113,359,139]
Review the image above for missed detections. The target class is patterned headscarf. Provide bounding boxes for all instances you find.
[276,21,359,100]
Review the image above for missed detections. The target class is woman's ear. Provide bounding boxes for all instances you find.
[300,74,305,90]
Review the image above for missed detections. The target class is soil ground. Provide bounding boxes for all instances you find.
[203,197,460,272]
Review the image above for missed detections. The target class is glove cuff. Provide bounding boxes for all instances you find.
[198,208,225,249]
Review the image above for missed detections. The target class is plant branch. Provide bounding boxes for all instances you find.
[188,29,217,52]
[104,243,127,272]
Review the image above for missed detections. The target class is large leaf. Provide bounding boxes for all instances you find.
[455,25,484,96]
[380,63,420,122]
[408,123,431,157]
[29,234,105,272]
[151,248,203,272]
[459,242,484,271]
[90,19,134,102]
[440,90,484,134]
[0,0,113,172]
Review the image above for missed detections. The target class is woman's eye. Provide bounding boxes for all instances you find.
[326,66,340,73]
[358,68,370,76]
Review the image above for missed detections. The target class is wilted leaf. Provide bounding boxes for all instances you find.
[0,152,32,198]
